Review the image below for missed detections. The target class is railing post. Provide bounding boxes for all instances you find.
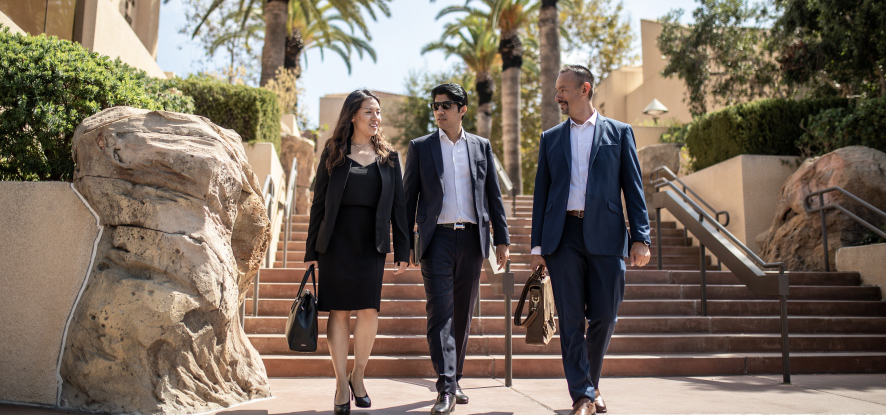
[780,272,791,384]
[240,298,245,328]
[504,260,513,387]
[700,244,707,317]
[818,194,830,272]
[656,208,662,270]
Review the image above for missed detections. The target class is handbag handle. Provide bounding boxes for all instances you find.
[514,265,544,327]
[297,264,317,298]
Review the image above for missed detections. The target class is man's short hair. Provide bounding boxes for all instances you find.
[560,64,595,100]
[431,83,468,108]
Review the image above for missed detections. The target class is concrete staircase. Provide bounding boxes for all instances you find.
[246,195,886,377]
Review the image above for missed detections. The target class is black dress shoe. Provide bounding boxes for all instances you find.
[431,392,456,415]
[349,374,371,408]
[454,385,469,404]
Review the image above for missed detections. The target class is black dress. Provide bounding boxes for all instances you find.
[317,158,385,311]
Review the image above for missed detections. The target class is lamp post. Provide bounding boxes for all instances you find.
[643,99,669,125]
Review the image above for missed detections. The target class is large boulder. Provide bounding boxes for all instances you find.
[757,146,886,271]
[280,132,316,214]
[62,107,271,414]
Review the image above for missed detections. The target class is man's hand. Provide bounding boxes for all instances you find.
[629,242,651,267]
[529,254,546,272]
[496,244,510,270]
[394,261,407,275]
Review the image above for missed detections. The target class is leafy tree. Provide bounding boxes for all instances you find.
[560,0,636,83]
[774,0,886,97]
[657,0,791,116]
[180,0,264,85]
[422,15,500,140]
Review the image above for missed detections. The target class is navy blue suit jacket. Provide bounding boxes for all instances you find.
[531,115,650,257]
[404,130,510,259]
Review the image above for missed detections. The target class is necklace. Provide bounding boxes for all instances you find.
[352,142,373,148]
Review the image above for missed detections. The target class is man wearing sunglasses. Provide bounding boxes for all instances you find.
[403,83,510,415]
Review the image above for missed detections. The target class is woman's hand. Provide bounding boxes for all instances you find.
[393,261,407,275]
[305,260,318,270]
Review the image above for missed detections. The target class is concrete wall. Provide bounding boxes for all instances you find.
[0,9,24,34]
[594,66,642,123]
[633,126,668,151]
[660,155,802,254]
[77,0,165,78]
[0,182,101,406]
[837,244,886,298]
[243,142,286,268]
[317,91,409,155]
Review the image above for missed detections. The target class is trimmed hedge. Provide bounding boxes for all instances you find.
[685,97,850,170]
[797,96,886,157]
[0,27,194,181]
[176,76,281,153]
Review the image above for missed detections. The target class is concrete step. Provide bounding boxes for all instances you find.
[245,315,886,336]
[259,352,886,377]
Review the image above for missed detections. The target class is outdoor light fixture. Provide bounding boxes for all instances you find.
[643,98,669,125]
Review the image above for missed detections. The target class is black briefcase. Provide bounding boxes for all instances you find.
[285,264,319,352]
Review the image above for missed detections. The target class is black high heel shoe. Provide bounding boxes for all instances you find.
[334,387,351,414]
[349,374,371,408]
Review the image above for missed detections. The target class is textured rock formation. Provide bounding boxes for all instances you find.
[757,146,886,271]
[638,143,681,210]
[280,132,316,214]
[62,107,271,414]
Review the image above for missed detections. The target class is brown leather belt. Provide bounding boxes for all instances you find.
[566,210,584,218]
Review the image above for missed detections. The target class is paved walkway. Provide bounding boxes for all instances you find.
[3,375,886,414]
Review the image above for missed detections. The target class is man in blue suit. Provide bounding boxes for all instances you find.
[404,83,510,415]
[530,65,651,415]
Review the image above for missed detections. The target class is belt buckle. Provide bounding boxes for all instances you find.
[453,223,465,230]
[577,211,584,218]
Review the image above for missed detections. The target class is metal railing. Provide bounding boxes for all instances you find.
[281,157,299,268]
[804,187,886,272]
[652,170,791,384]
[652,166,730,227]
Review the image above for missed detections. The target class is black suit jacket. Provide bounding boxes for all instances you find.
[304,148,409,263]
[403,130,509,260]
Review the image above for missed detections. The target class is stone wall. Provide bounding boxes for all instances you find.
[838,244,886,298]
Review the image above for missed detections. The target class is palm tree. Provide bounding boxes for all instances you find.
[539,0,562,130]
[422,15,500,140]
[283,1,379,78]
[440,0,538,193]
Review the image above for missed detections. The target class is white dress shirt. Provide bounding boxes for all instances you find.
[531,111,598,255]
[438,128,477,224]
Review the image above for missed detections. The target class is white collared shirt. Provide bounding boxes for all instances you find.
[438,128,477,224]
[531,111,598,255]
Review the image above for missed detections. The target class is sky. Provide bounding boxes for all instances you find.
[156,0,698,127]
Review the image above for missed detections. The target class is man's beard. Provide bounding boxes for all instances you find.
[559,101,569,115]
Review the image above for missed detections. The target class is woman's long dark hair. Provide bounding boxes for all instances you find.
[324,89,395,174]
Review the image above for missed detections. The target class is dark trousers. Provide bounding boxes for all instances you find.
[544,216,626,404]
[421,226,483,394]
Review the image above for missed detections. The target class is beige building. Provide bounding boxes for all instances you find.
[318,91,409,154]
[594,19,722,126]
[0,0,166,78]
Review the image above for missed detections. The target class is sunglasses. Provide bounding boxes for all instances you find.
[430,101,462,111]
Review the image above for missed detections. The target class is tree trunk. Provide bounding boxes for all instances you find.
[284,28,304,78]
[260,0,288,87]
[475,71,494,140]
[500,31,523,194]
[539,1,561,131]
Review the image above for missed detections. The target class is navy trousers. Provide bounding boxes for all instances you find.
[421,226,483,394]
[544,216,626,404]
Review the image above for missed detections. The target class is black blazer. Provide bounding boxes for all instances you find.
[304,147,409,263]
[403,130,510,260]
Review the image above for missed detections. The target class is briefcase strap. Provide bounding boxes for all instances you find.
[514,265,545,328]
[297,264,317,298]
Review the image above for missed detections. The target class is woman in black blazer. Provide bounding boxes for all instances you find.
[304,89,409,414]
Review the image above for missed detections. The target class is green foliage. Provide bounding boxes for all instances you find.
[658,0,792,117]
[660,123,690,145]
[561,0,637,82]
[0,27,194,181]
[685,97,849,170]
[176,75,281,152]
[390,68,478,150]
[797,97,886,157]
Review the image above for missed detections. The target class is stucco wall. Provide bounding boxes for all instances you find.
[660,155,802,254]
[837,244,886,299]
[243,142,286,268]
[594,66,642,123]
[78,0,165,78]
[633,126,668,151]
[0,182,101,406]
[0,9,25,34]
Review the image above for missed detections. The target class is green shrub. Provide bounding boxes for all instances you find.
[0,27,194,181]
[685,97,850,171]
[797,96,886,157]
[175,75,281,153]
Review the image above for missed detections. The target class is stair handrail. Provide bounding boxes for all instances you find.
[490,151,518,218]
[281,157,299,268]
[652,172,791,384]
[651,165,730,226]
[803,187,886,272]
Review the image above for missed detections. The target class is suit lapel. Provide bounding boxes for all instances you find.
[465,133,479,191]
[588,114,607,169]
[429,131,445,187]
[560,120,572,174]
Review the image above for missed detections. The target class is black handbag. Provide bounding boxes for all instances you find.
[514,265,556,345]
[285,264,319,352]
